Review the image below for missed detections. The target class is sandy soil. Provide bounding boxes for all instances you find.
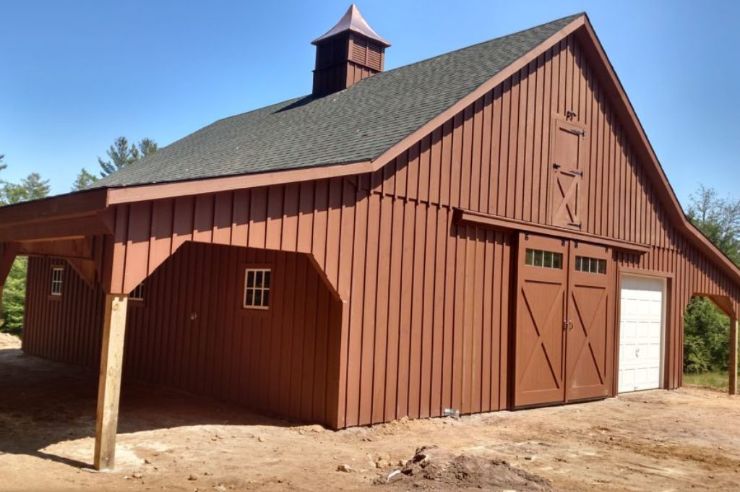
[0,333,739,491]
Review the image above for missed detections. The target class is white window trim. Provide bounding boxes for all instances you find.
[243,268,271,310]
[130,283,145,302]
[50,266,64,296]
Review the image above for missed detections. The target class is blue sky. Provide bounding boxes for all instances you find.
[1,0,738,205]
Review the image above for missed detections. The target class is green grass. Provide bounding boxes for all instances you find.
[684,370,739,392]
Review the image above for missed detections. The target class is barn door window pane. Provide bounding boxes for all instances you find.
[575,256,607,274]
[243,268,271,309]
[552,253,563,269]
[524,249,563,269]
[50,266,64,296]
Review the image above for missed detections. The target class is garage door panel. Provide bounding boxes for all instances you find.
[618,276,664,393]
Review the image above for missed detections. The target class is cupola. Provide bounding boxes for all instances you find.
[312,4,390,97]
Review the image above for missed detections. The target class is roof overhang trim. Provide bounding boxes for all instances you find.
[458,209,651,254]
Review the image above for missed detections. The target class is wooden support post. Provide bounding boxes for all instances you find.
[0,244,16,331]
[94,294,129,470]
[730,317,738,396]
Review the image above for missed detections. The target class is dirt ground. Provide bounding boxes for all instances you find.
[0,333,739,491]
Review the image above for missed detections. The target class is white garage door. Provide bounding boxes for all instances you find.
[618,276,665,393]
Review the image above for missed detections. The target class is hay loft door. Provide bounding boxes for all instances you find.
[549,117,588,229]
[514,233,615,408]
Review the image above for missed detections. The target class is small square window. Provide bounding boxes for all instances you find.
[130,283,145,301]
[244,268,271,309]
[50,266,64,296]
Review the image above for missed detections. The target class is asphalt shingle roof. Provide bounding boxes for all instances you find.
[95,14,579,188]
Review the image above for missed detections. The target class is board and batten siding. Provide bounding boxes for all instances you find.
[25,190,514,429]
[23,245,344,427]
[21,32,739,430]
[365,33,739,388]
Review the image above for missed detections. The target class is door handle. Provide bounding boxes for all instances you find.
[563,320,573,330]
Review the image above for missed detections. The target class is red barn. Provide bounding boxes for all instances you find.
[0,7,738,470]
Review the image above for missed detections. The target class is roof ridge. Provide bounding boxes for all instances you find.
[93,13,580,189]
[180,12,586,128]
[370,12,583,80]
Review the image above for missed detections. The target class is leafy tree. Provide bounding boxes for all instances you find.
[683,185,738,375]
[684,296,730,373]
[0,155,50,335]
[98,137,158,177]
[687,185,740,266]
[1,258,27,335]
[72,168,98,191]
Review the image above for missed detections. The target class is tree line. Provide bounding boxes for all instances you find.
[0,137,157,333]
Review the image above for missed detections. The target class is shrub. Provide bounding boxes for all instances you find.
[683,297,729,373]
[0,257,27,336]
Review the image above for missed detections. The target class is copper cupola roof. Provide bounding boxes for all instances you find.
[312,4,391,47]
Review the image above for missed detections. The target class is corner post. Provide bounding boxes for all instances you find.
[0,243,17,322]
[94,293,129,470]
[730,316,738,396]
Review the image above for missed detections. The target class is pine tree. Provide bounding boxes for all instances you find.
[98,137,158,177]
[0,155,50,335]
[72,168,99,191]
[138,138,158,158]
[2,173,50,204]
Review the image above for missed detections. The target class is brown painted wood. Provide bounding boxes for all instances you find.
[0,243,17,286]
[549,117,587,228]
[15,15,740,432]
[566,241,614,401]
[514,233,568,407]
[459,210,650,253]
[24,246,343,428]
[730,317,738,395]
[515,235,615,407]
[0,188,107,226]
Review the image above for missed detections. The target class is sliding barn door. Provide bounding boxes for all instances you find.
[514,234,568,407]
[549,119,588,229]
[514,233,615,408]
[565,242,615,401]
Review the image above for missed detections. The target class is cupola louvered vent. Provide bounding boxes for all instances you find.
[312,4,390,97]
